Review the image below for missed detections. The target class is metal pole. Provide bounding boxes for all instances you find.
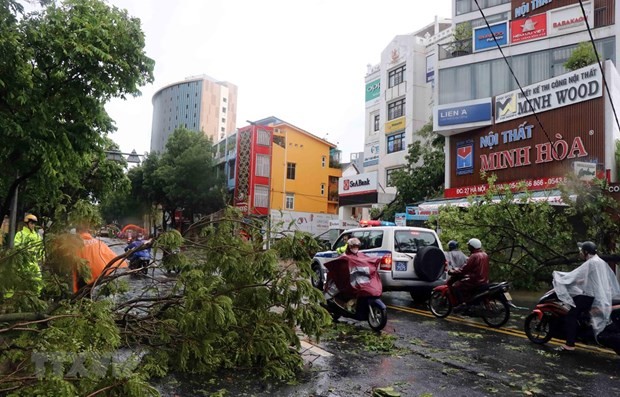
[8,172,19,249]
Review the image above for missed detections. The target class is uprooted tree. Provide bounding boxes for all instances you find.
[0,206,330,395]
[432,175,620,290]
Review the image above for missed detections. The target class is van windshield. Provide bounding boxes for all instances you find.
[394,230,439,253]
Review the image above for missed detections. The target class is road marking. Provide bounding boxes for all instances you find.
[387,304,616,356]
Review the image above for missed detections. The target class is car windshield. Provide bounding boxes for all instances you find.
[394,230,438,253]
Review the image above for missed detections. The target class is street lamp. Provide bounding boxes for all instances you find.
[104,149,143,164]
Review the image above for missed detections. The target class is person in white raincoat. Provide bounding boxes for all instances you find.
[552,241,620,351]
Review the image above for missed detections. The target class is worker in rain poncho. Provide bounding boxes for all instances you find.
[552,241,620,351]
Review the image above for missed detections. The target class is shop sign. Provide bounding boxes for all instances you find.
[385,116,406,134]
[511,13,547,43]
[473,21,508,52]
[338,171,378,195]
[426,54,435,83]
[513,0,553,19]
[495,64,602,123]
[363,140,379,167]
[395,213,406,226]
[437,99,492,126]
[365,79,380,102]
[548,2,592,36]
[445,176,568,198]
[573,161,596,181]
[456,139,474,175]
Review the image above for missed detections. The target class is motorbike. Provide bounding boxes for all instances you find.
[524,289,620,354]
[429,278,512,328]
[128,257,150,275]
[322,254,388,331]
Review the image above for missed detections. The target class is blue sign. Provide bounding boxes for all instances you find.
[437,102,492,126]
[474,21,508,52]
[456,140,474,176]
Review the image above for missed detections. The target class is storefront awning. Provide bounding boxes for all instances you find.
[417,190,575,213]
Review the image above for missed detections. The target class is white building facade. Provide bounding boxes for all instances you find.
[361,17,453,213]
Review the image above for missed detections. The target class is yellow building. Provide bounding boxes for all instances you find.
[269,122,341,215]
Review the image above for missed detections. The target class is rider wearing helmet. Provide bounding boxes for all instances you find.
[445,240,468,270]
[345,237,362,256]
[448,238,489,306]
[552,241,620,352]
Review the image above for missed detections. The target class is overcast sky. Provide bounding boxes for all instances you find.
[103,0,453,160]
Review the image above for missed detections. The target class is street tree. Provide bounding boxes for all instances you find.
[140,128,227,229]
[431,176,615,289]
[0,206,330,395]
[0,0,154,222]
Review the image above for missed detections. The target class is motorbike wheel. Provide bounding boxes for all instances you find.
[367,304,388,331]
[524,313,553,344]
[429,291,452,318]
[481,298,510,328]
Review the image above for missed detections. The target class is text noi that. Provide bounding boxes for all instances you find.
[478,122,589,172]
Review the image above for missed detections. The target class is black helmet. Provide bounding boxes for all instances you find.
[448,240,458,250]
[578,241,597,256]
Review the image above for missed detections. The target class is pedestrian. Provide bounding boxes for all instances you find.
[10,214,44,296]
[445,240,468,270]
[552,241,620,352]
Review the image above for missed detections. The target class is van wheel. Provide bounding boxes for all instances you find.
[414,246,446,282]
[311,263,324,290]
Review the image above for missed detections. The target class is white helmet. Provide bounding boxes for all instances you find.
[468,238,482,249]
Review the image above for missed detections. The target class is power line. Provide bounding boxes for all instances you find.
[578,0,620,132]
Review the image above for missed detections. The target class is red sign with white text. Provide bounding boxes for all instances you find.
[444,176,568,199]
[511,13,547,43]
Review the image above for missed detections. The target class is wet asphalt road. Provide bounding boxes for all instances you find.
[103,239,620,396]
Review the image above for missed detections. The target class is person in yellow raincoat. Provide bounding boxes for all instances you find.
[9,214,44,297]
[72,226,127,293]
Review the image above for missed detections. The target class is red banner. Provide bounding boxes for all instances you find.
[511,13,547,43]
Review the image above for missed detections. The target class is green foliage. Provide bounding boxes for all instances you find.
[433,177,574,289]
[0,0,154,222]
[129,128,227,229]
[1,207,331,394]
[564,42,598,71]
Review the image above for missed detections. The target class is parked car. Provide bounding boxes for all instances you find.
[311,226,447,302]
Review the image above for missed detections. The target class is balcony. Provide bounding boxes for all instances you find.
[438,38,472,61]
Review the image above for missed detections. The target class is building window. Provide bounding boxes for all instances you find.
[222,107,227,113]
[286,162,296,180]
[387,132,405,154]
[285,193,295,210]
[388,98,405,120]
[320,184,325,196]
[254,185,269,208]
[223,97,227,103]
[221,127,225,132]
[255,154,270,177]
[221,118,226,123]
[386,167,404,187]
[321,156,326,167]
[374,114,380,131]
[257,129,271,146]
[388,65,406,88]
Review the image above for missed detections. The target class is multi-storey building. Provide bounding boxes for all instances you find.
[428,0,619,213]
[357,17,452,220]
[215,117,343,236]
[150,74,238,153]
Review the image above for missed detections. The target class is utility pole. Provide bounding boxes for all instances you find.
[8,171,19,249]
